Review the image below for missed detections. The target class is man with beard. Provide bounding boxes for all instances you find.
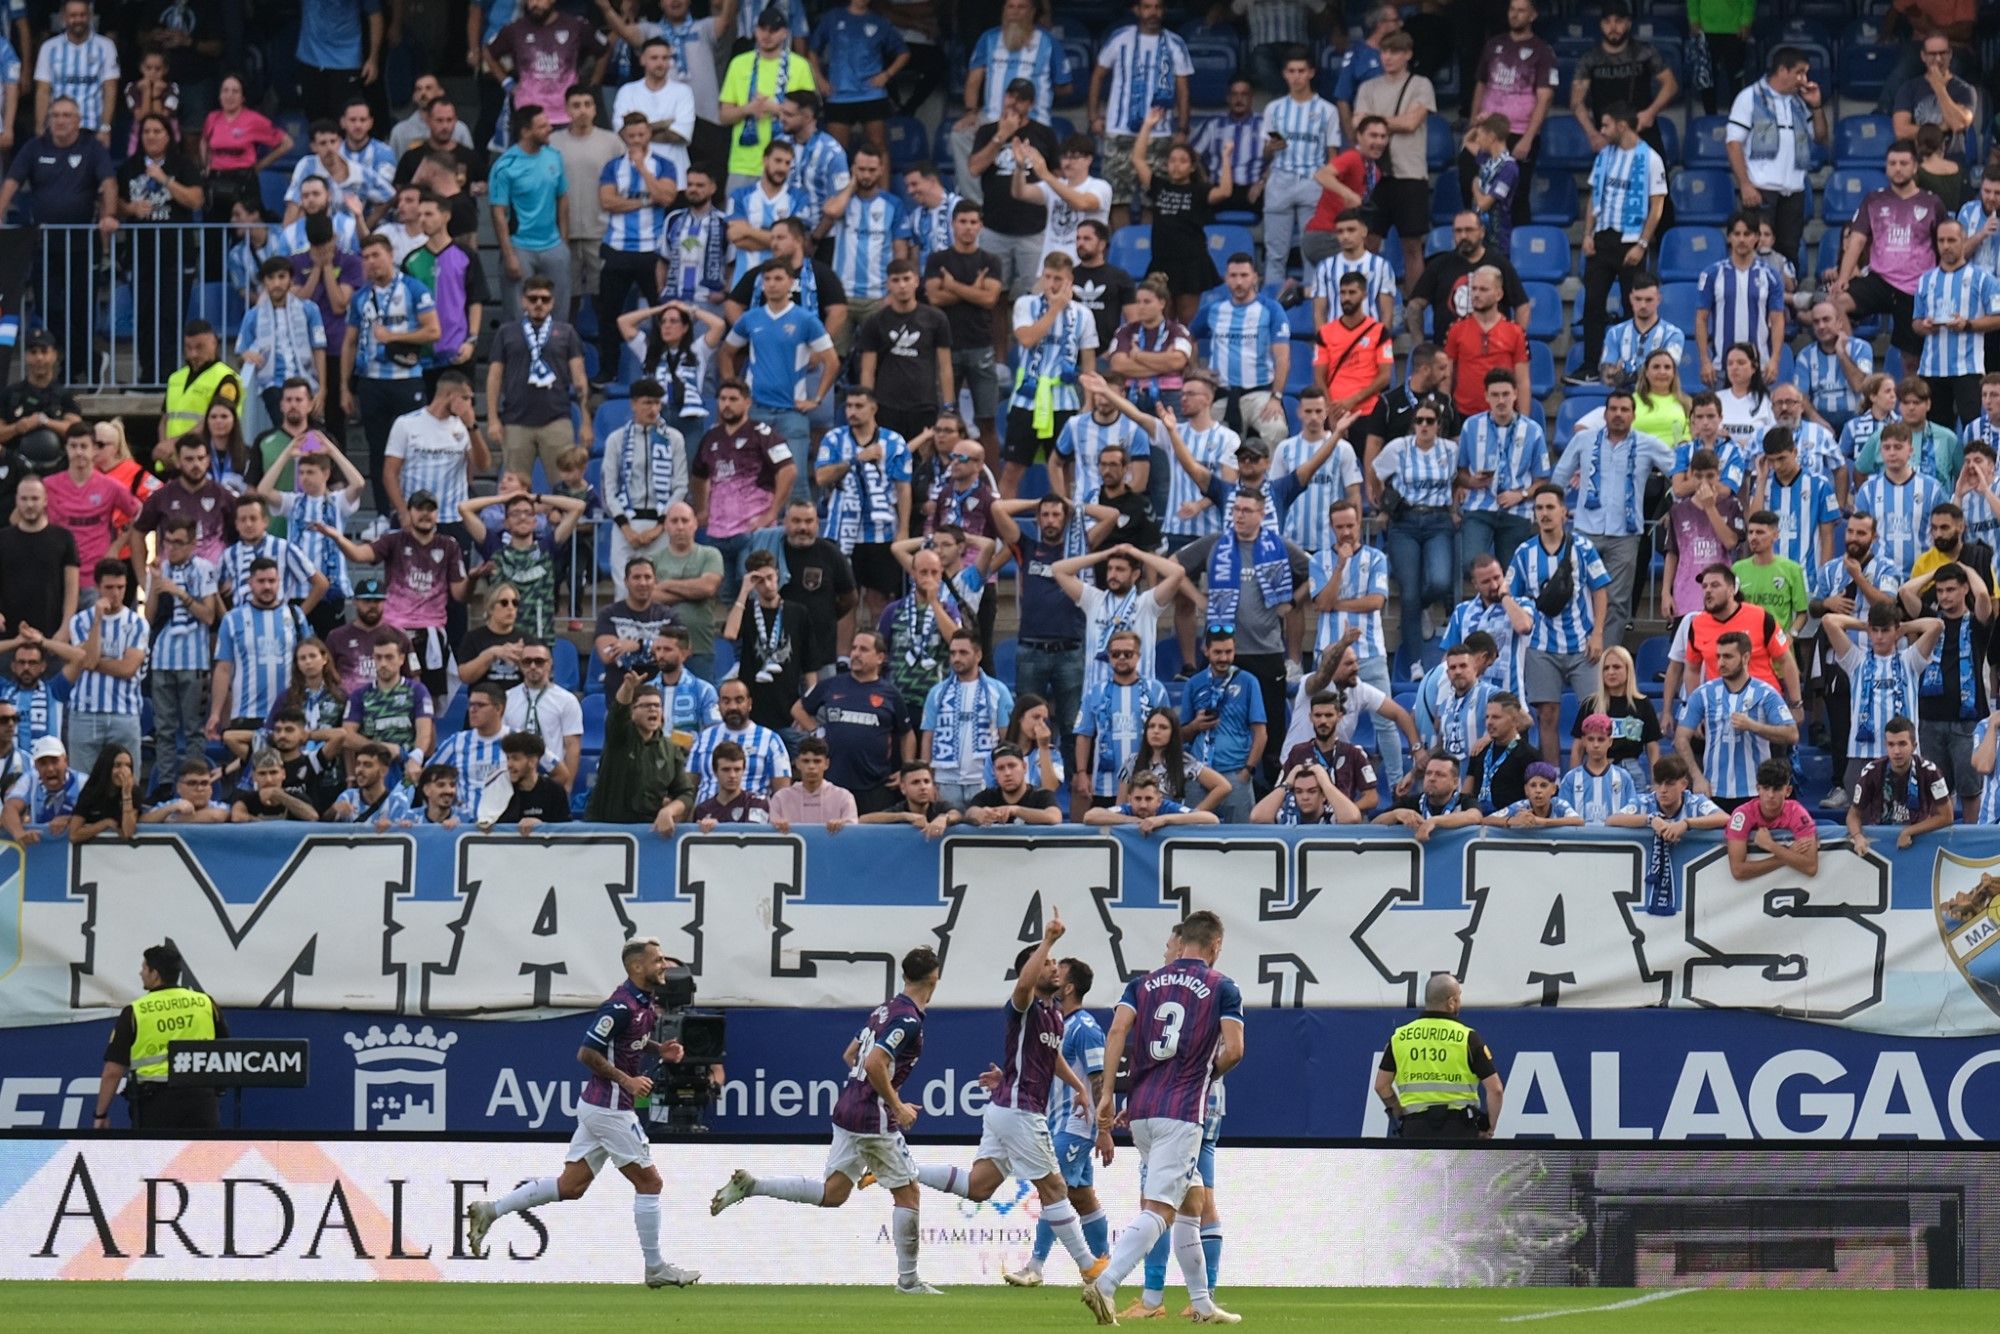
[1807,512,1905,811]
[1069,220,1136,357]
[792,629,907,814]
[991,493,1117,748]
[1568,1,1677,163]
[1374,752,1485,840]
[922,202,1003,444]
[124,437,236,566]
[689,676,792,802]
[659,166,730,309]
[326,578,413,695]
[315,494,468,701]
[0,476,80,641]
[1900,561,1993,809]
[0,638,65,749]
[1405,211,1532,346]
[1662,562,1801,735]
[773,499,857,676]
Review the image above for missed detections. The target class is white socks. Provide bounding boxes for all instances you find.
[917,1163,971,1197]
[1099,1210,1167,1293]
[634,1194,662,1266]
[494,1177,560,1216]
[893,1206,921,1283]
[750,1175,827,1205]
[1174,1214,1214,1315]
[1040,1197,1095,1271]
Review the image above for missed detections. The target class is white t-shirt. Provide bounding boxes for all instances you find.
[383,407,478,512]
[1027,175,1112,265]
[1283,674,1388,754]
[612,78,697,180]
[1717,388,1777,450]
[1724,80,1809,193]
[504,682,585,747]
[1077,582,1173,694]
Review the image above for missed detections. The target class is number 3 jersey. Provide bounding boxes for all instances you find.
[832,993,925,1135]
[1117,958,1243,1124]
[580,978,663,1112]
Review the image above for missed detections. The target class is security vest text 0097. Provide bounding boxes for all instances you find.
[1389,1015,1479,1111]
[128,986,217,1083]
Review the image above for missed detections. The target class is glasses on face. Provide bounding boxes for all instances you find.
[491,597,519,606]
[1109,648,1138,659]
[522,656,551,667]
[1413,415,1438,426]
[0,715,18,724]
[948,452,975,463]
[524,294,553,305]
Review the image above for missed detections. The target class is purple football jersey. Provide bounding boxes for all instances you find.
[1117,959,1244,1124]
[579,979,661,1112]
[831,993,926,1134]
[989,996,1064,1114]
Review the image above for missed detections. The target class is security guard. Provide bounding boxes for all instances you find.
[159,321,245,449]
[94,943,231,1130]
[1375,973,1504,1139]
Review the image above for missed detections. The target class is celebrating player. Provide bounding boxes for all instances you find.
[907,910,1106,1287]
[1085,910,1245,1325]
[1005,955,1115,1288]
[464,938,701,1289]
[711,947,946,1295]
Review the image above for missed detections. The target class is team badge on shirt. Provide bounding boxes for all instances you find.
[1934,857,2000,1016]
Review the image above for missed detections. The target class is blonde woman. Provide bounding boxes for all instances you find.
[1568,644,1661,787]
[1633,349,1690,448]
[93,419,161,509]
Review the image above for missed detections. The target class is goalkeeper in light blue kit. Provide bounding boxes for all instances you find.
[1004,956,1115,1287]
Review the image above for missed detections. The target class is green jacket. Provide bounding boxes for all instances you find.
[1686,1,1755,33]
[585,697,697,823]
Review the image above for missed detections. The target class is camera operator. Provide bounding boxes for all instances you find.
[94,942,230,1129]
[643,955,726,1134]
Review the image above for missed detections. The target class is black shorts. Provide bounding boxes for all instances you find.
[1369,177,1430,239]
[825,97,894,127]
[1846,272,1917,344]
[879,405,936,443]
[1003,405,1075,467]
[850,541,905,598]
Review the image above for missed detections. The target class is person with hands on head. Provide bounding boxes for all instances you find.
[1725,756,1822,881]
[1845,716,1953,858]
[1251,759,1361,826]
[1822,606,1945,793]
[1085,771,1220,834]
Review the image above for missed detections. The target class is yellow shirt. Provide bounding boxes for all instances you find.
[1633,392,1689,449]
[719,52,817,178]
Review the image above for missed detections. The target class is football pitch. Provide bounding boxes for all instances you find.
[2,1283,1991,1331]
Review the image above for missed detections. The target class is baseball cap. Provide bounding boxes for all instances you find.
[1235,438,1271,459]
[755,4,789,30]
[1580,713,1614,738]
[408,490,439,510]
[22,329,54,351]
[31,736,65,761]
[353,577,387,600]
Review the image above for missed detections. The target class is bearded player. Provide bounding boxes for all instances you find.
[465,938,701,1289]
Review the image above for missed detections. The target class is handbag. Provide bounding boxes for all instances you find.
[1534,539,1576,619]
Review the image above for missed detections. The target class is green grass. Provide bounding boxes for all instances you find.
[1,1283,1993,1332]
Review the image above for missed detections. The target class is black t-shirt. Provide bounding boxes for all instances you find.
[1409,249,1529,342]
[1574,43,1667,121]
[1094,488,1161,557]
[858,302,952,409]
[231,786,312,820]
[0,524,80,637]
[972,119,1061,237]
[499,777,573,824]
[798,672,906,791]
[457,624,528,688]
[1920,611,1994,722]
[115,153,202,223]
[1072,262,1137,352]
[968,786,1058,820]
[393,142,488,190]
[1570,695,1662,764]
[282,751,341,813]
[1465,737,1534,813]
[778,537,854,667]
[591,599,678,694]
[728,260,847,318]
[735,597,813,731]
[1368,383,1460,445]
[923,247,1003,350]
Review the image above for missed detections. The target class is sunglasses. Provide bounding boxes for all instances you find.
[1109,649,1139,658]
[524,294,553,304]
[0,715,18,724]
[491,597,519,606]
[948,452,975,463]
[1413,415,1438,425]
[522,657,552,666]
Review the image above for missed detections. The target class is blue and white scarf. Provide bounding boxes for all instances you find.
[1584,430,1643,533]
[1205,530,1290,632]
[1919,616,1978,718]
[930,674,998,768]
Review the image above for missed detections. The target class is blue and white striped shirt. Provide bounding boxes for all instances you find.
[1671,436,1748,492]
[1009,295,1097,413]
[351,276,436,381]
[970,26,1072,124]
[726,180,803,283]
[1202,294,1289,390]
[1458,412,1547,516]
[63,606,146,716]
[1839,411,1896,470]
[909,191,960,257]
[1552,428,1675,538]
[1271,434,1361,551]
[1163,421,1237,538]
[1831,642,1930,761]
[1443,594,1529,693]
[331,784,414,824]
[432,728,507,821]
[0,37,21,90]
[1192,113,1264,191]
[599,150,679,254]
[1075,677,1170,796]
[1308,544,1388,657]
[1374,435,1459,509]
[213,602,305,721]
[832,191,910,302]
[784,129,852,233]
[1417,671,1496,761]
[235,298,328,391]
[341,137,398,206]
[1915,263,2000,378]
[33,33,118,130]
[1678,676,1790,799]
[658,205,730,301]
[689,721,793,801]
[1557,763,1637,823]
[1757,468,1839,568]
[1696,258,1783,366]
[0,682,63,748]
[1853,471,1946,574]
[285,155,368,216]
[816,426,913,550]
[1619,789,1723,821]
[1095,25,1194,137]
[1749,420,1844,481]
[1311,250,1397,322]
[1587,142,1665,240]
[1054,412,1152,506]
[6,769,83,825]
[1508,533,1613,655]
[1261,93,1341,176]
[218,535,321,604]
[150,556,220,673]
[1812,551,1904,606]
[277,211,362,256]
[1957,199,2000,280]
[1601,318,1685,380]
[1795,337,1873,421]
[661,673,721,737]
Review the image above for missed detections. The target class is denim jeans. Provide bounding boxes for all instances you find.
[707,531,753,606]
[68,710,144,780]
[149,669,210,791]
[1214,778,1255,825]
[934,774,984,812]
[1355,653,1404,787]
[1014,641,1085,750]
[1457,510,1536,581]
[1386,509,1458,675]
[754,407,814,504]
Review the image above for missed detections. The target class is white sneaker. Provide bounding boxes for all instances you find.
[1822,789,1851,813]
[896,1277,943,1295]
[1284,659,1303,685]
[645,1260,701,1288]
[361,514,391,542]
[1083,1282,1121,1325]
[465,1200,495,1258]
[1002,1263,1044,1287]
[1190,1306,1243,1324]
[710,1168,753,1216]
[1420,607,1438,641]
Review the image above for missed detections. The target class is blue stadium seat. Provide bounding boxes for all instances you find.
[258,169,290,217]
[1521,282,1564,340]
[1178,20,1240,61]
[273,113,309,169]
[1425,114,1455,174]
[1838,21,1894,98]
[580,693,607,755]
[1822,169,1884,224]
[1834,114,1894,168]
[1634,635,1671,695]
[1285,302,1318,340]
[1658,226,1724,283]
[552,639,582,692]
[1527,171,1578,226]
[1683,115,1730,168]
[1049,115,1076,144]
[593,398,632,446]
[1187,43,1236,108]
[186,283,247,343]
[434,688,469,740]
[1554,396,1600,442]
[1056,40,1091,108]
[1669,167,1732,226]
[1526,342,1555,400]
[1424,224,1455,257]
[1205,223,1256,269]
[1653,116,1679,168]
[1107,224,1152,276]
[1816,227,1846,280]
[1537,116,1594,172]
[1284,344,1317,393]
[1429,172,1462,225]
[1658,281,1699,335]
[1881,344,1906,384]
[1509,226,1571,283]
[885,116,928,168]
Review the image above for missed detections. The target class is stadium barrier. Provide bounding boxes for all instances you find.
[6,1137,2000,1287]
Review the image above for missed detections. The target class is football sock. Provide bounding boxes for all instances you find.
[750,1175,826,1205]
[892,1206,921,1284]
[1174,1214,1214,1315]
[1040,1197,1094,1271]
[1080,1207,1110,1258]
[1099,1210,1166,1294]
[494,1177,560,1216]
[916,1163,971,1197]
[1143,1222,1172,1297]
[633,1194,661,1267]
[1202,1220,1223,1289]
[1030,1219,1055,1265]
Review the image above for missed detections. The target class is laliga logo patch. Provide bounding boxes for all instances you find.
[1933,851,2000,1016]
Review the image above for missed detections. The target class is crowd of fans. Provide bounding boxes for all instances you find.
[0,0,1993,860]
